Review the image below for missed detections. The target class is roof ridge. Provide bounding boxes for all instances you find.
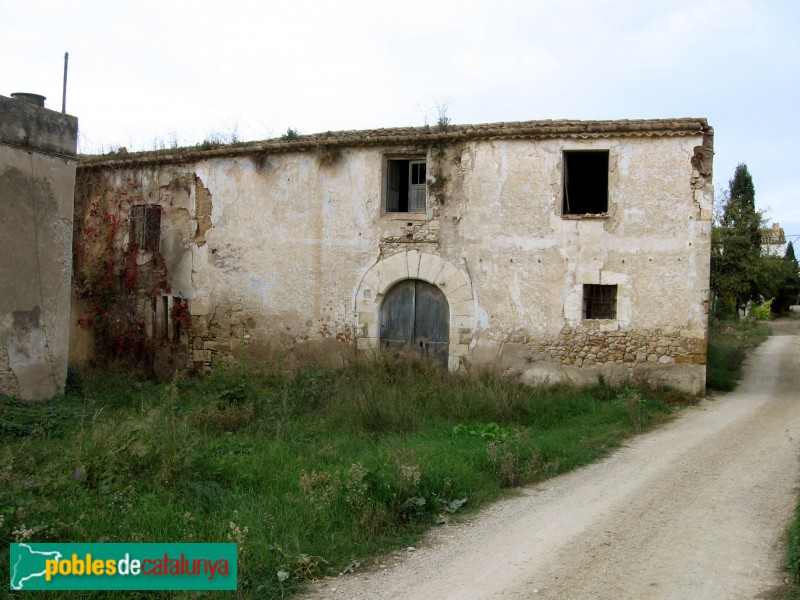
[79,117,711,169]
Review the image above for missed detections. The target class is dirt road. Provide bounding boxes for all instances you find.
[305,312,800,599]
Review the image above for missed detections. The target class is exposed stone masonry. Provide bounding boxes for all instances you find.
[191,303,251,373]
[0,349,20,397]
[551,325,706,367]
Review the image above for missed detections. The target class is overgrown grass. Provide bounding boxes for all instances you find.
[783,495,800,599]
[706,316,771,391]
[1,356,689,598]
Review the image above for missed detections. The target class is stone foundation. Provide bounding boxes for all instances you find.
[552,325,706,367]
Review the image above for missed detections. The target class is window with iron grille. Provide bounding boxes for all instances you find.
[386,158,427,213]
[130,205,162,251]
[583,284,617,319]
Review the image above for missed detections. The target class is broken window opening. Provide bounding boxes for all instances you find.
[171,298,184,343]
[150,296,158,339]
[161,296,169,339]
[563,151,609,215]
[386,158,427,213]
[583,284,617,320]
[146,295,172,340]
[130,204,162,251]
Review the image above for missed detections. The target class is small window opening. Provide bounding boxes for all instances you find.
[172,298,183,342]
[161,296,169,339]
[563,151,609,215]
[150,296,158,338]
[387,159,426,213]
[583,284,617,319]
[130,204,162,250]
[149,295,170,339]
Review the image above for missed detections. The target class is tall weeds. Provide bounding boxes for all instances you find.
[707,316,770,391]
[0,356,685,599]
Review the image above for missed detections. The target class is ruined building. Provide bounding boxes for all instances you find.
[72,118,713,393]
[1,93,78,400]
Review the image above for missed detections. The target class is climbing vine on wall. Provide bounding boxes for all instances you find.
[73,169,179,371]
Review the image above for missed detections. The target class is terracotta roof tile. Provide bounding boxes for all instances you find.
[79,117,711,168]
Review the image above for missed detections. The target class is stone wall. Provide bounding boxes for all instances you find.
[553,325,706,368]
[0,94,78,400]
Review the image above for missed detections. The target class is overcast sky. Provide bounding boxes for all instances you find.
[3,0,798,241]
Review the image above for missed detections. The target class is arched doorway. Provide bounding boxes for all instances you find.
[380,279,449,366]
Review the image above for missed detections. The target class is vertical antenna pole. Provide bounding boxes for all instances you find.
[62,52,69,114]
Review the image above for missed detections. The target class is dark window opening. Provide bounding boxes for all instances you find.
[387,159,426,213]
[172,298,184,342]
[150,296,158,339]
[161,296,169,339]
[563,151,609,215]
[583,284,617,319]
[130,204,162,250]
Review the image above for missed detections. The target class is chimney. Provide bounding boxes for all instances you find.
[11,93,46,108]
[774,223,780,230]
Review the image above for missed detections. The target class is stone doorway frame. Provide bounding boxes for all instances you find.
[354,251,474,371]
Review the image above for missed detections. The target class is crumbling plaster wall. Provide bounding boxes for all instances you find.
[207,135,706,392]
[188,151,380,370]
[432,135,712,392]
[0,95,78,400]
[74,126,711,392]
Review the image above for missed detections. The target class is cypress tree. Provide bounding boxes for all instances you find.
[710,163,764,316]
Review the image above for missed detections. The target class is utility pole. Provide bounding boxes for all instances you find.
[62,52,69,114]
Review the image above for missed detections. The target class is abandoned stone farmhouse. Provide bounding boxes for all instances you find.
[71,118,714,393]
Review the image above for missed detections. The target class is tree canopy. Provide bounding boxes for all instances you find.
[710,163,797,317]
[776,241,800,312]
[710,163,763,315]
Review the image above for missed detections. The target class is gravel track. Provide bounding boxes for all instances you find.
[304,312,800,599]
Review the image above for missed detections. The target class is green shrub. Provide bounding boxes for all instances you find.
[750,298,774,320]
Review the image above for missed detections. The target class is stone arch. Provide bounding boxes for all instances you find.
[354,251,474,371]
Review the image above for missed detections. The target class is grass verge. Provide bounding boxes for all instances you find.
[1,356,692,598]
[783,495,800,599]
[706,316,771,391]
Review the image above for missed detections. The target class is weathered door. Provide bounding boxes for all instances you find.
[380,279,449,366]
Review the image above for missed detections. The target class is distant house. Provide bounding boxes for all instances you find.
[71,118,714,393]
[761,223,787,257]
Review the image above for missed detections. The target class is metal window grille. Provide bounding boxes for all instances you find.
[583,284,617,319]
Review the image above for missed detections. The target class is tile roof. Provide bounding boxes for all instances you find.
[79,117,711,169]
[761,224,786,245]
